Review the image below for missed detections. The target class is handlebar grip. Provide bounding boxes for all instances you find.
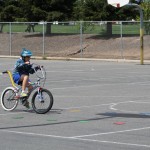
[2,71,8,74]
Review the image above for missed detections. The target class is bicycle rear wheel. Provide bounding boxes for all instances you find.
[1,87,19,111]
[32,89,53,114]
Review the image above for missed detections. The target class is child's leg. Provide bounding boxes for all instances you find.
[20,75,29,92]
[19,75,31,108]
[20,75,33,93]
[27,83,33,93]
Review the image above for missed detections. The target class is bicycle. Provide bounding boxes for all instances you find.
[0,64,53,114]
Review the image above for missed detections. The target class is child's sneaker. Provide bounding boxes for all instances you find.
[24,101,30,109]
[21,99,30,109]
[20,92,28,97]
[21,97,30,109]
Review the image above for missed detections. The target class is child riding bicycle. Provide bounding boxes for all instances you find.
[13,48,40,108]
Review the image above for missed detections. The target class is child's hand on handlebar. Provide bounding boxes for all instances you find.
[25,61,30,64]
[35,66,41,71]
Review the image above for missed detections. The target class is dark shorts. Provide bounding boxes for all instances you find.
[13,73,21,85]
[13,73,31,85]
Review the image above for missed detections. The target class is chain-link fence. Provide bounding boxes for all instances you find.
[0,21,149,60]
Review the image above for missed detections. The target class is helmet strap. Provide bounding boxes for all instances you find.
[22,56,25,61]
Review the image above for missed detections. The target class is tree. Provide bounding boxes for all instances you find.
[0,0,76,34]
[19,0,76,34]
[73,0,109,21]
[131,0,150,34]
[141,1,150,34]
[0,0,23,32]
[73,0,130,35]
[73,0,148,36]
[1,0,148,35]
[73,0,114,35]
[73,0,85,20]
[0,0,5,32]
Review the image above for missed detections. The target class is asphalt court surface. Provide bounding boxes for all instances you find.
[0,58,150,150]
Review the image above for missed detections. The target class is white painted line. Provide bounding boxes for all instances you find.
[110,103,118,110]
[46,77,150,85]
[62,103,115,110]
[0,100,146,116]
[129,101,150,104]
[73,138,150,148]
[1,129,150,148]
[50,81,150,90]
[110,101,150,113]
[0,102,112,116]
[46,70,84,73]
[1,130,71,139]
[71,126,150,138]
[54,95,150,98]
[0,112,27,116]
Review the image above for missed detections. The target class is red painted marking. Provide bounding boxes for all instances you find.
[114,122,125,125]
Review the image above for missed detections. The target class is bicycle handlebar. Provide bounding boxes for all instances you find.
[32,64,46,87]
[1,64,46,88]
[33,64,46,79]
[2,71,8,74]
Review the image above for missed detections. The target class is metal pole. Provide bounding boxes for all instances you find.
[43,23,45,56]
[9,23,12,56]
[80,21,83,58]
[127,3,144,64]
[139,7,144,65]
[120,21,124,59]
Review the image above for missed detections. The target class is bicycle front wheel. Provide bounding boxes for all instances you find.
[32,89,53,114]
[1,87,19,111]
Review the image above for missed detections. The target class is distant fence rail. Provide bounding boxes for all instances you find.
[0,21,150,60]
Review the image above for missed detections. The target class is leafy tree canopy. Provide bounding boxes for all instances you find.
[0,0,149,22]
[0,0,76,22]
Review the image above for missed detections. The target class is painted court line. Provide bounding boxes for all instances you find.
[0,103,113,116]
[0,111,28,116]
[71,126,150,138]
[61,103,115,110]
[73,138,150,148]
[55,95,150,98]
[0,100,145,116]
[58,100,141,110]
[51,81,150,90]
[110,101,150,113]
[1,129,150,148]
[1,129,71,139]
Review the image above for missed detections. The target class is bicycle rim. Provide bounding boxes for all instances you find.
[1,87,18,111]
[32,89,53,114]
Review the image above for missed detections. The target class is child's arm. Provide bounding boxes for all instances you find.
[15,59,32,72]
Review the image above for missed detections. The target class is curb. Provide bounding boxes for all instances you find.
[0,55,149,63]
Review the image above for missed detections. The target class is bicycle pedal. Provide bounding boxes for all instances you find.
[20,96,28,100]
[14,95,20,99]
[21,99,27,104]
[23,102,30,109]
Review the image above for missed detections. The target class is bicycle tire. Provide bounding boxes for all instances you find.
[1,87,19,111]
[31,89,53,114]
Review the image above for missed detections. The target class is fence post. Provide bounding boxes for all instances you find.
[9,22,12,56]
[42,23,45,56]
[80,21,83,58]
[120,21,124,59]
[127,3,144,64]
[139,7,144,65]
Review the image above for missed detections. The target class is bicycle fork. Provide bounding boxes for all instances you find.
[37,87,44,102]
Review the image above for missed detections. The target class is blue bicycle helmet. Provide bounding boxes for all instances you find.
[21,48,32,57]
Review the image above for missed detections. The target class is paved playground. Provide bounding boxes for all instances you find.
[0,58,150,150]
